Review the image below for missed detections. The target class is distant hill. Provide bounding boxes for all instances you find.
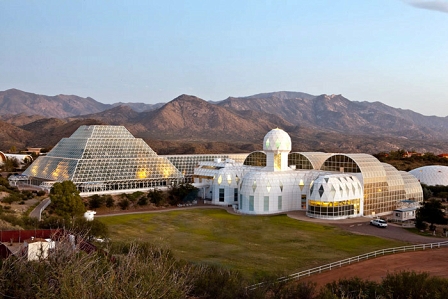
[218,93,448,140]
[110,102,164,112]
[0,89,109,118]
[0,120,33,149]
[1,89,448,154]
[0,89,164,117]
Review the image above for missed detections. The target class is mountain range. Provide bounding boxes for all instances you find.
[1,89,447,154]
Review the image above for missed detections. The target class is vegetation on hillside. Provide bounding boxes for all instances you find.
[1,238,447,299]
[375,150,448,171]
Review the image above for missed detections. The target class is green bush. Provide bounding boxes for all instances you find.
[118,198,130,210]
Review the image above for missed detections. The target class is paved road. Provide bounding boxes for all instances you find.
[287,210,443,244]
[334,221,442,244]
[29,198,51,221]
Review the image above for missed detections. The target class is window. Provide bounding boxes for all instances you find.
[234,188,238,202]
[264,196,269,212]
[301,195,306,209]
[274,154,281,170]
[219,188,224,202]
[240,194,243,209]
[249,196,254,211]
[278,196,282,210]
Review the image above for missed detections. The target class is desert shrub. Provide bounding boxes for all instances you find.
[88,194,106,210]
[188,264,251,299]
[118,198,130,210]
[0,241,193,299]
[21,190,33,199]
[321,277,381,299]
[148,189,165,206]
[137,196,148,206]
[2,192,24,204]
[105,195,114,208]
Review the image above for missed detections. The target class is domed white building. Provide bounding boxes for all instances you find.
[194,128,423,219]
[409,165,448,186]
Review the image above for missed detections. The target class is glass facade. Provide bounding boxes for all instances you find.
[243,151,266,167]
[308,199,360,217]
[165,154,248,183]
[288,152,331,170]
[400,171,424,202]
[320,154,415,216]
[24,125,184,193]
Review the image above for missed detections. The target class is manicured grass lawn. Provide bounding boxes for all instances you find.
[99,208,405,278]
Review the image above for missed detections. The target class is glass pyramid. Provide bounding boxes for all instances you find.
[23,125,184,193]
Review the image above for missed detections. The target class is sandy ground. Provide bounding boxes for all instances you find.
[301,247,448,287]
[286,210,448,285]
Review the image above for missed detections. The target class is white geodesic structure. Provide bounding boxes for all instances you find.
[409,165,448,186]
[307,174,363,219]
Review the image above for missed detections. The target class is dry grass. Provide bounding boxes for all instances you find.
[99,209,405,278]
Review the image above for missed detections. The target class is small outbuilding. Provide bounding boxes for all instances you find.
[392,207,417,222]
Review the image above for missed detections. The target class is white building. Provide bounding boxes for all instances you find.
[0,152,33,168]
[409,165,448,186]
[22,125,423,220]
[193,128,423,219]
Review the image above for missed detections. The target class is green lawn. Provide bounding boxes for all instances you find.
[99,208,405,278]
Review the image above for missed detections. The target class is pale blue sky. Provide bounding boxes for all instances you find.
[1,0,447,116]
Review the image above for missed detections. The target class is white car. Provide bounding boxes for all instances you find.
[370,218,387,228]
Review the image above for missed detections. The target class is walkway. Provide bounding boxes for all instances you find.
[29,198,51,221]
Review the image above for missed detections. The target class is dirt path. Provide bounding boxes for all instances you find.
[301,247,448,287]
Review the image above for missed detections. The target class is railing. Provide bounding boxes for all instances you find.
[248,240,448,290]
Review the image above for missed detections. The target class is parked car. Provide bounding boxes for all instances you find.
[370,218,388,228]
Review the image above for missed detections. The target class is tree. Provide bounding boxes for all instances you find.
[167,183,199,205]
[50,181,86,222]
[422,185,433,200]
[2,157,19,172]
[416,198,447,230]
[71,218,109,240]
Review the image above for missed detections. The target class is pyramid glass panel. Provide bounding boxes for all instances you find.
[23,125,184,193]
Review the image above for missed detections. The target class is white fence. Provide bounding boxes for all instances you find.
[248,240,448,290]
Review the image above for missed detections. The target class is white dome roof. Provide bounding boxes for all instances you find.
[263,128,291,151]
[309,174,363,202]
[409,165,448,186]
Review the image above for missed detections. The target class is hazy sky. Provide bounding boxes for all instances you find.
[1,0,447,116]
